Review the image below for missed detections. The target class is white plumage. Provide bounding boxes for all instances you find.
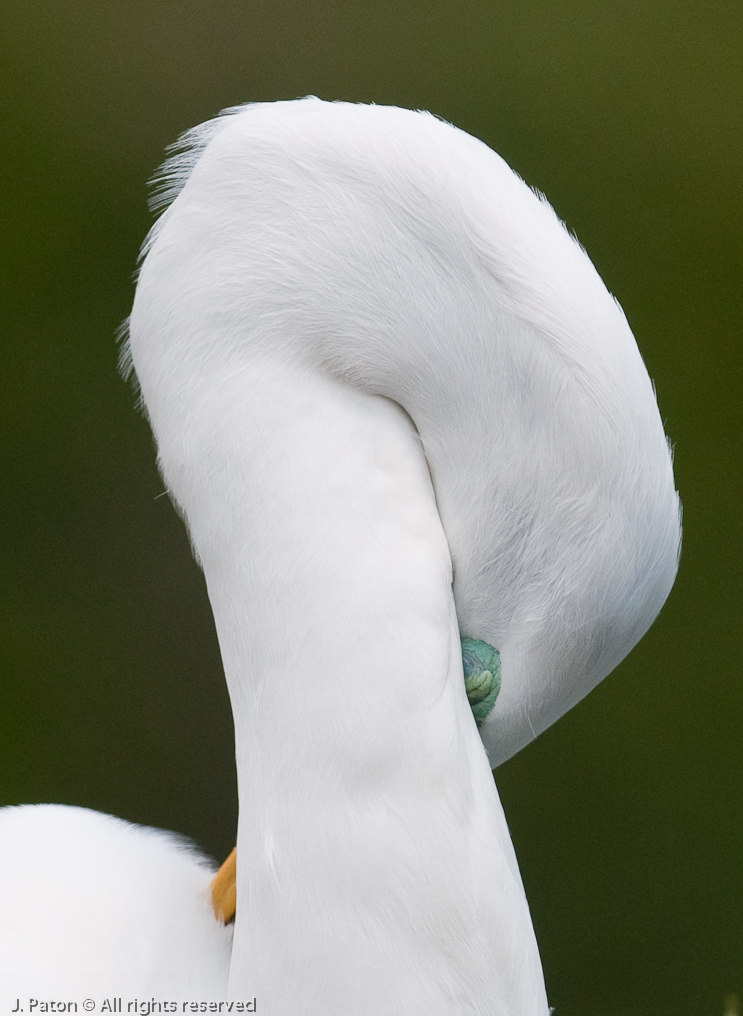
[0,805,232,998]
[1,98,679,1012]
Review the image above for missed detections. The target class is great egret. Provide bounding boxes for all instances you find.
[1,98,679,1010]
[127,97,679,1008]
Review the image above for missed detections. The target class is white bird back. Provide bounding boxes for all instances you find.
[0,805,232,998]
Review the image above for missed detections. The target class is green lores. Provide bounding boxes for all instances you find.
[462,638,501,725]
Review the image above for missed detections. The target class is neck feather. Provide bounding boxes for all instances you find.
[154,360,547,1014]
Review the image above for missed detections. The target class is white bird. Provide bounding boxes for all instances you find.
[1,98,680,1012]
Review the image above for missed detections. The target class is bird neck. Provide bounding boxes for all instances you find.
[159,360,548,1013]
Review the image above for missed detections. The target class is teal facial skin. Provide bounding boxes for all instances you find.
[461,638,501,725]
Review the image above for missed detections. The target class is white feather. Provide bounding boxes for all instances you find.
[1,98,679,1012]
[0,805,231,998]
[126,98,679,1011]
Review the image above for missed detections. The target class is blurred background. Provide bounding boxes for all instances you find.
[1,0,740,1012]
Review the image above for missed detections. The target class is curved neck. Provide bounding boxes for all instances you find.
[160,362,548,1014]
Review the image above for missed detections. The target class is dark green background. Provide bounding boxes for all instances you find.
[1,1,740,1013]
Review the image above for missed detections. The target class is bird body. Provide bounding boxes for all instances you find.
[124,98,679,1010]
[0,805,231,998]
[1,98,679,1012]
